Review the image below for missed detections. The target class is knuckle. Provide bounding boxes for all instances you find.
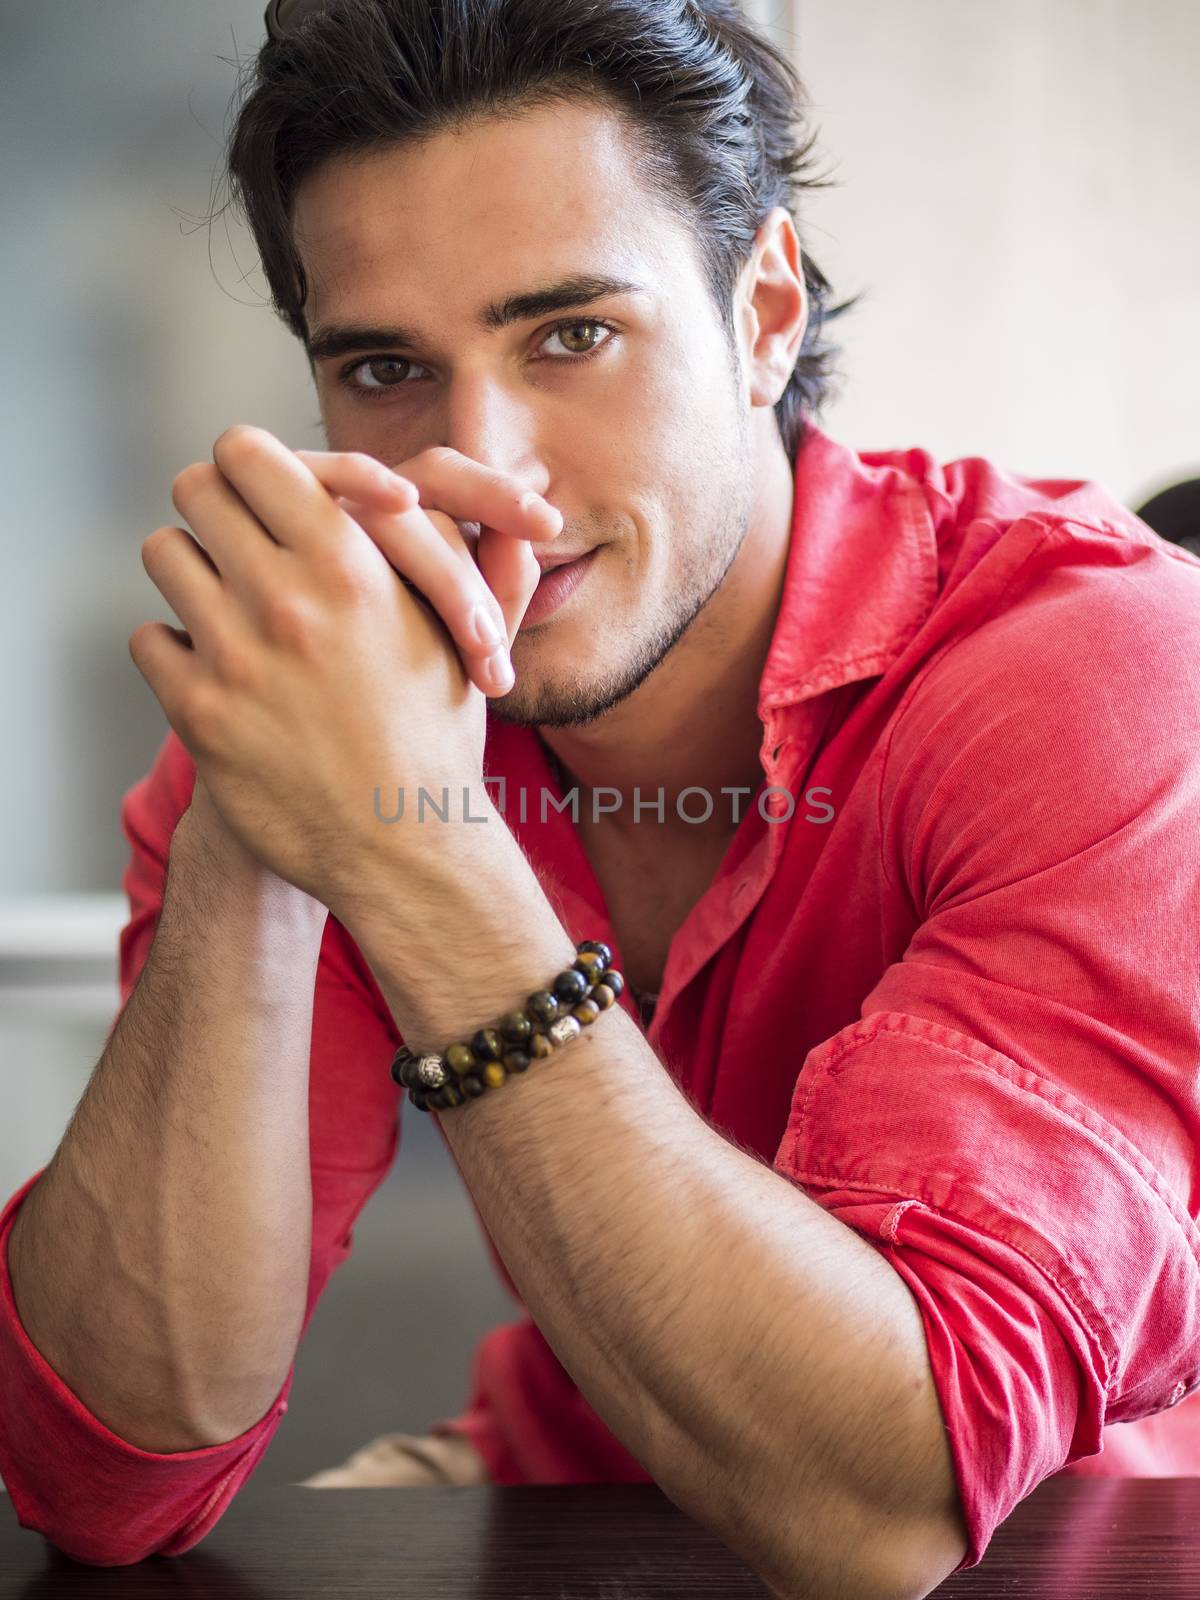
[214,423,270,461]
[207,629,255,691]
[262,589,324,650]
[319,546,378,607]
[419,444,459,470]
[171,461,215,507]
[183,684,225,751]
[141,525,174,567]
[333,567,376,611]
[127,621,153,664]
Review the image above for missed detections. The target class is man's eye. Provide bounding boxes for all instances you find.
[338,319,616,400]
[540,319,616,358]
[340,356,426,395]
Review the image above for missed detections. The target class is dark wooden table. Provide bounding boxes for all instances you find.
[3,1478,1200,1597]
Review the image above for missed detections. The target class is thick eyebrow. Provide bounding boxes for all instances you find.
[305,273,647,364]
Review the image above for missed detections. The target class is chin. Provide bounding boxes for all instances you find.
[512,615,594,669]
[487,663,596,730]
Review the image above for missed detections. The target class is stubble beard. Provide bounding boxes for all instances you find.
[491,402,757,732]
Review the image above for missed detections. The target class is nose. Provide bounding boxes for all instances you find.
[443,371,551,502]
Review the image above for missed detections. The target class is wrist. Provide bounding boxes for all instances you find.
[168,810,329,930]
[334,806,577,1053]
[326,782,507,929]
[394,940,625,1113]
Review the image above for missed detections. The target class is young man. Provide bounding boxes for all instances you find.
[2,2,1198,1592]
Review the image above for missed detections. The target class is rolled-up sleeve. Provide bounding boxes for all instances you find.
[773,530,1200,1572]
[0,732,402,1564]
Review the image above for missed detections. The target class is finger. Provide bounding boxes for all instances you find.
[171,460,285,596]
[294,448,421,511]
[178,433,406,585]
[127,620,199,732]
[140,525,226,654]
[475,525,543,646]
[362,447,565,545]
[210,425,376,559]
[337,497,517,698]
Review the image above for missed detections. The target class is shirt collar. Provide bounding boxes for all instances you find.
[756,421,939,714]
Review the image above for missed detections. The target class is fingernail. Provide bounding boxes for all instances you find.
[470,604,503,649]
[487,647,515,692]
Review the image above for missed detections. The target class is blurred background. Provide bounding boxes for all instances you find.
[1,0,1197,1486]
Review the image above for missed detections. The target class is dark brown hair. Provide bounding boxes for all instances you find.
[220,0,856,459]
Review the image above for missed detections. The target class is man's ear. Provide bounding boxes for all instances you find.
[737,207,809,408]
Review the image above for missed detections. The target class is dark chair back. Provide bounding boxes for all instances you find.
[1136,479,1200,558]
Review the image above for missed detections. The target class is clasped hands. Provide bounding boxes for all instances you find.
[129,424,564,918]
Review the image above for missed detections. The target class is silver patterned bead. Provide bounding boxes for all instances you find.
[416,1054,448,1090]
[547,1014,582,1048]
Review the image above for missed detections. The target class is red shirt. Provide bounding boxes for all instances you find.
[3,422,1199,1574]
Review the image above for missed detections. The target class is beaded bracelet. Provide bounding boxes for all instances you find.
[390,940,626,1114]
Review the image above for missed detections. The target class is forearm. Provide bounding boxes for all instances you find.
[7,817,327,1452]
[342,817,967,1600]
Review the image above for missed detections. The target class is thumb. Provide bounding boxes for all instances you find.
[475,525,542,647]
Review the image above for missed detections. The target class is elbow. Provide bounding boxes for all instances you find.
[757,1497,970,1600]
[3,1473,190,1569]
[8,1504,171,1570]
[860,1503,971,1600]
[41,1538,167,1569]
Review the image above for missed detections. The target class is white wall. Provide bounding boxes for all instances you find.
[0,3,324,897]
[762,0,1199,504]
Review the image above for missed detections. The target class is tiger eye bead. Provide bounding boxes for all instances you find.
[604,968,625,999]
[573,950,607,984]
[590,983,615,1010]
[391,1049,418,1089]
[528,1031,555,1059]
[408,1086,429,1111]
[445,1042,476,1078]
[504,1050,531,1074]
[577,940,613,967]
[527,990,560,1025]
[482,1060,508,1090]
[553,968,589,1005]
[572,998,601,1026]
[424,1088,445,1111]
[461,1074,486,1099]
[499,1010,532,1045]
[471,1027,503,1061]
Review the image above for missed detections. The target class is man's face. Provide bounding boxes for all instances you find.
[294,95,759,729]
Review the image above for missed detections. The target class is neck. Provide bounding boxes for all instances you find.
[540,428,796,843]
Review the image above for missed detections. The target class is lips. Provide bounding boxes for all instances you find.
[474,523,589,576]
[522,545,599,625]
[535,549,592,577]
